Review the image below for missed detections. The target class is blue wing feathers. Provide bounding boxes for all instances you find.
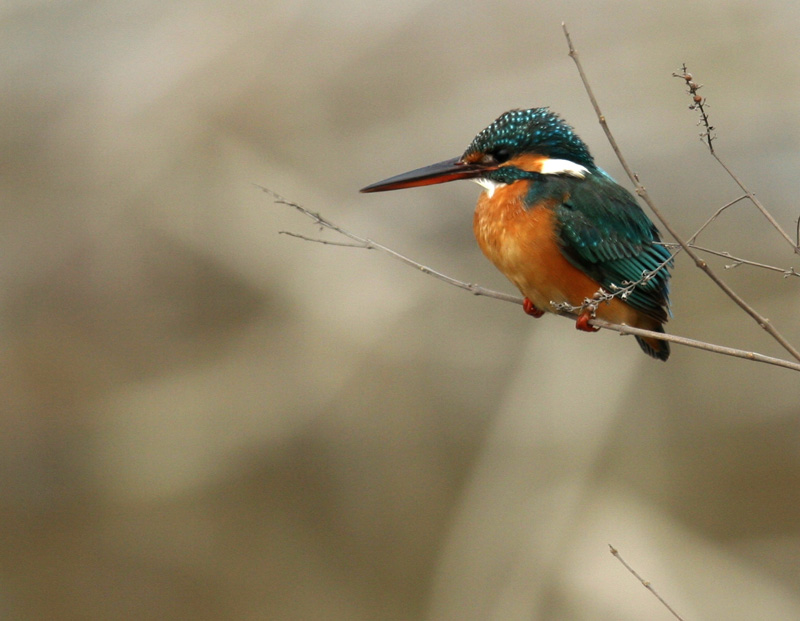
[542,171,672,322]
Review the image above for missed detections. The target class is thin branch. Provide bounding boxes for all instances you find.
[672,65,715,153]
[259,185,521,304]
[687,194,749,244]
[685,195,799,276]
[672,67,799,253]
[260,186,800,373]
[609,544,686,621]
[710,151,799,253]
[280,231,366,248]
[562,23,800,362]
[686,244,800,278]
[796,215,800,248]
[591,318,800,371]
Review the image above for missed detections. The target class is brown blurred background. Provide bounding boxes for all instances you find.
[3,1,800,619]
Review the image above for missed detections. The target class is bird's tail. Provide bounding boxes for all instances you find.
[635,324,670,361]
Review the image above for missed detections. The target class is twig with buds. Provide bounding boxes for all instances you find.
[673,67,800,253]
[673,66,715,152]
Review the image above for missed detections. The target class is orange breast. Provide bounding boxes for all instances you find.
[472,182,646,327]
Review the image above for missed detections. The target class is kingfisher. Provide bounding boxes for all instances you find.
[361,108,672,360]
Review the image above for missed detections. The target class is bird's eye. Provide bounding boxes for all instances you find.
[479,148,511,166]
[492,148,512,163]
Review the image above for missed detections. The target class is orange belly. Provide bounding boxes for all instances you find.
[472,184,653,329]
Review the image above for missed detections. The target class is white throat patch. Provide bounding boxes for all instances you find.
[539,158,589,178]
[473,178,507,198]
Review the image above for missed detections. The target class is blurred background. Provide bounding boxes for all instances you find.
[3,1,800,619]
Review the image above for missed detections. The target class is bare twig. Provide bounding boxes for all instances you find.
[562,23,800,362]
[687,194,749,244]
[684,194,799,278]
[685,188,798,279]
[609,544,686,621]
[673,68,799,253]
[796,216,800,248]
[590,318,800,370]
[710,151,799,253]
[280,231,366,248]
[259,185,521,304]
[260,186,800,373]
[685,244,800,278]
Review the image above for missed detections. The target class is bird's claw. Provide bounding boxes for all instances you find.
[523,297,544,318]
[575,311,600,332]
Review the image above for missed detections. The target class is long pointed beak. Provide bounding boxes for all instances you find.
[360,157,491,193]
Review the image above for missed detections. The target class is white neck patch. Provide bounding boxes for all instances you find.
[473,159,588,197]
[473,178,507,198]
[539,158,589,178]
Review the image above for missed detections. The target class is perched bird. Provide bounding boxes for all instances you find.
[361,108,672,360]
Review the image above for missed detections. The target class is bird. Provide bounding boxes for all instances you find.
[361,108,672,360]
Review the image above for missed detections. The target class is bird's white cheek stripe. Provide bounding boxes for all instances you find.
[473,159,586,197]
[539,158,588,178]
[474,178,507,198]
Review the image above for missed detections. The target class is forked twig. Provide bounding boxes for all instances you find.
[562,23,800,362]
[710,127,798,254]
[685,244,800,278]
[609,544,686,621]
[259,186,800,373]
[687,195,749,244]
[263,186,520,304]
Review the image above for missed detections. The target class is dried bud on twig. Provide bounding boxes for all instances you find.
[673,64,715,151]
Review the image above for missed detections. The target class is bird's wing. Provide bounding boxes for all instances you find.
[553,171,671,322]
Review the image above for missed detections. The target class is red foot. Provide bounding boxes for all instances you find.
[576,311,600,333]
[523,297,544,318]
